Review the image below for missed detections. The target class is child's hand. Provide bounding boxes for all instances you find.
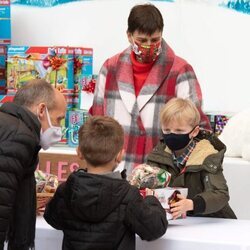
[170,194,193,220]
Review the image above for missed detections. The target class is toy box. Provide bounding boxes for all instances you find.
[72,47,93,88]
[67,109,89,147]
[0,45,6,94]
[153,187,188,220]
[6,46,74,92]
[206,111,234,136]
[0,0,11,45]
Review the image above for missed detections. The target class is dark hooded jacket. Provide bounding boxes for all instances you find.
[147,130,236,219]
[44,169,168,250]
[0,102,41,250]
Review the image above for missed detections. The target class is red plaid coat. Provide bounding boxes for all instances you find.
[90,40,210,174]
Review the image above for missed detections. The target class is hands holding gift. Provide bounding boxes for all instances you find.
[169,194,193,220]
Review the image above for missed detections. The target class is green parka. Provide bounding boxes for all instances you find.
[146,130,236,219]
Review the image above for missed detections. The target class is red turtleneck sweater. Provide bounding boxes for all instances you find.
[131,52,155,96]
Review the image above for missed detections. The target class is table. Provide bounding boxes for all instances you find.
[38,148,250,219]
[223,157,250,219]
[5,216,250,250]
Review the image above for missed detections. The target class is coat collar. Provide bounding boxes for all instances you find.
[116,39,175,116]
[0,102,41,138]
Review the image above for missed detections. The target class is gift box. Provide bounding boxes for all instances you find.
[0,0,11,45]
[72,47,93,88]
[6,46,74,92]
[206,111,233,136]
[154,187,188,220]
[77,74,97,110]
[67,109,89,147]
[0,45,7,94]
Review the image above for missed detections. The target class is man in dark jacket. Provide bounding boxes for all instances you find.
[44,116,168,250]
[0,79,67,250]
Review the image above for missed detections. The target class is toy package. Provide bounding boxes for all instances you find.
[67,109,88,147]
[72,47,93,88]
[6,46,74,92]
[0,45,7,94]
[0,0,11,45]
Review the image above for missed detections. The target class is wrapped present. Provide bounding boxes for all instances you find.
[0,0,11,45]
[154,187,188,220]
[77,74,97,110]
[6,46,74,92]
[68,109,88,147]
[129,164,171,189]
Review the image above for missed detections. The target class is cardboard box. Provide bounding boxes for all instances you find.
[0,0,11,45]
[154,187,188,220]
[37,152,82,182]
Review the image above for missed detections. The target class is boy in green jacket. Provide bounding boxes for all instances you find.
[147,98,236,219]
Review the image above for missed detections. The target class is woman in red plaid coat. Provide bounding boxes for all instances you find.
[90,3,211,175]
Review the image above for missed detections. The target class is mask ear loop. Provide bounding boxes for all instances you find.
[131,36,141,55]
[45,107,53,128]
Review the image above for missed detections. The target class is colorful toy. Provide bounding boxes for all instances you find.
[6,46,74,92]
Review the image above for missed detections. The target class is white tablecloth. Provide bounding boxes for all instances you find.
[5,216,250,250]
[223,157,250,219]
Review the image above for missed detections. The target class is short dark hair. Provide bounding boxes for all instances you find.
[127,4,164,35]
[78,116,124,166]
[13,79,55,110]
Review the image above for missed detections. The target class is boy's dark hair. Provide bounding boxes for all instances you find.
[127,4,164,35]
[78,116,124,166]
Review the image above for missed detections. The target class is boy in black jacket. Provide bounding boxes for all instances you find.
[44,116,168,250]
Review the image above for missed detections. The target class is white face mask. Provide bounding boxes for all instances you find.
[39,108,62,150]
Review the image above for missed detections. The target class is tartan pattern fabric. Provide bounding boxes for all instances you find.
[91,40,210,174]
[173,140,197,170]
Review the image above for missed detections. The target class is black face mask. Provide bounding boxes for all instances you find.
[163,127,195,151]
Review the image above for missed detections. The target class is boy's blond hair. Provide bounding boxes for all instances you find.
[160,98,201,127]
[78,116,124,166]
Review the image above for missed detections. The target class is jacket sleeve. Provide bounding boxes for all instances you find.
[89,60,109,116]
[0,130,38,244]
[175,63,211,131]
[124,187,168,241]
[193,165,230,215]
[44,183,66,230]
[0,157,22,243]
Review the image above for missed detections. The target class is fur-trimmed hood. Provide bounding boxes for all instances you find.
[148,130,226,172]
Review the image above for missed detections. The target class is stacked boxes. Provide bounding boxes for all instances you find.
[0,0,11,45]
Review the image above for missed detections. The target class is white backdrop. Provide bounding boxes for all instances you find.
[11,0,250,112]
